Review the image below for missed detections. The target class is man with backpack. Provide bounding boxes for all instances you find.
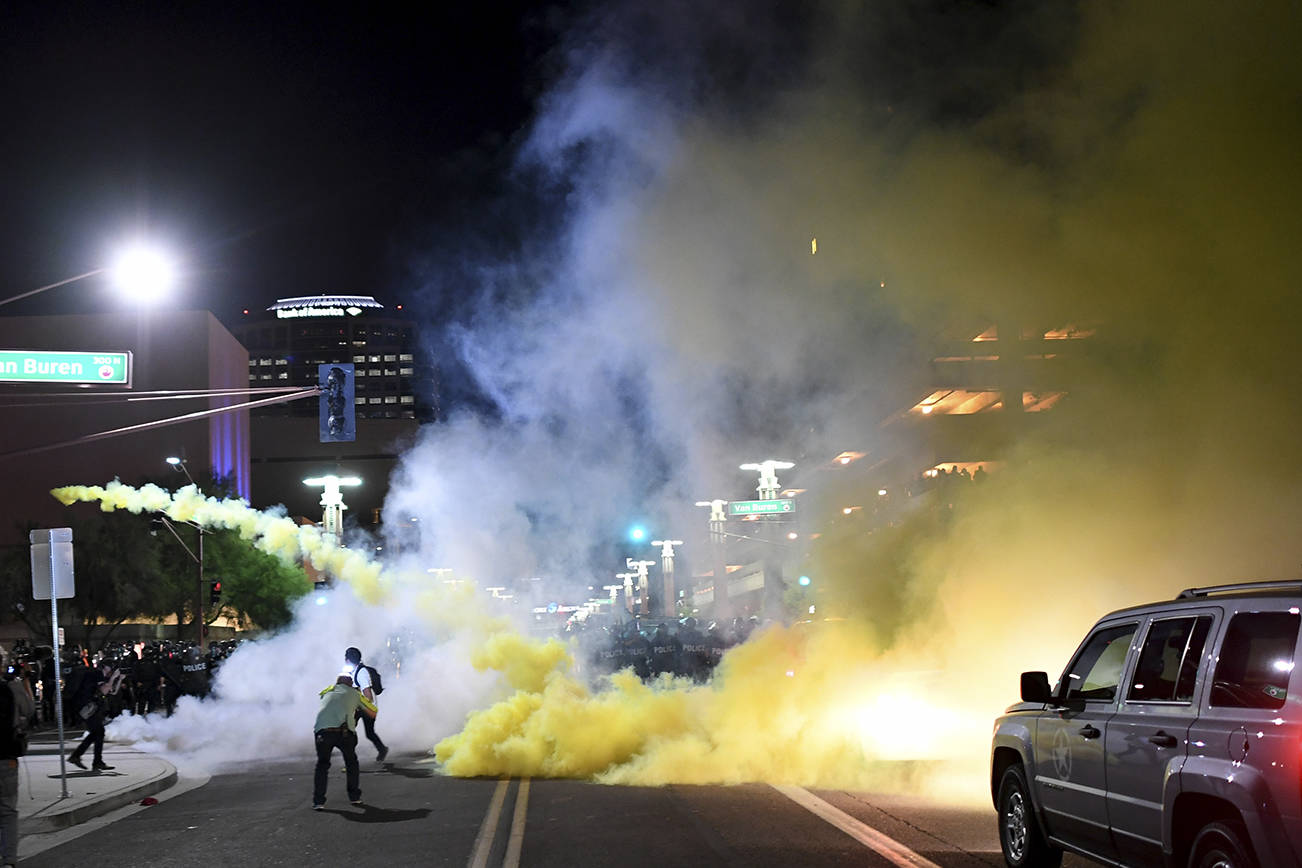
[344,647,388,762]
[0,647,34,868]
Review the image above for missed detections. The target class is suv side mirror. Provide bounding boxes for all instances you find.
[1020,671,1053,704]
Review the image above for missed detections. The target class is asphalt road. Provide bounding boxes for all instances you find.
[22,753,1099,867]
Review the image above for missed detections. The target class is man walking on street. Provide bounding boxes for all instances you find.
[68,660,123,771]
[312,672,375,810]
[344,647,388,762]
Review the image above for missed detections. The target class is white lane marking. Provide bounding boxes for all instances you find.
[503,778,530,868]
[772,785,941,868]
[468,778,511,868]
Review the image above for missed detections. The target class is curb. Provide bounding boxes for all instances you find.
[23,767,179,835]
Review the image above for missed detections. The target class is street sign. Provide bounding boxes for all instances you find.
[727,499,795,516]
[30,527,75,599]
[0,350,131,385]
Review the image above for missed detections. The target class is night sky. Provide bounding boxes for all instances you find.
[0,1,558,322]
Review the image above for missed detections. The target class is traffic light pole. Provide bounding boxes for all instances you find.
[196,525,205,653]
[156,516,205,652]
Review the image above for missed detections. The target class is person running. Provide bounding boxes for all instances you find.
[312,672,376,810]
[344,647,388,762]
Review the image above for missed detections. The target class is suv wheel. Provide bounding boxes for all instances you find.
[997,764,1062,868]
[1190,822,1254,868]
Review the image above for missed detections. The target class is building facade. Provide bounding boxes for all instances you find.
[0,310,251,543]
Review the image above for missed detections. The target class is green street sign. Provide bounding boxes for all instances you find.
[0,350,132,385]
[727,499,794,516]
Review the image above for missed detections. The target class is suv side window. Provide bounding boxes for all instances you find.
[1210,611,1301,710]
[1062,623,1137,702]
[1127,616,1212,702]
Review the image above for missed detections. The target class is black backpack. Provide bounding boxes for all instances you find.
[354,664,383,696]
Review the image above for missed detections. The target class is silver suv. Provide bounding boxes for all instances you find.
[990,581,1302,868]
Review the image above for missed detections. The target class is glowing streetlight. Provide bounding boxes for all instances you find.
[165,455,196,486]
[694,499,730,618]
[109,243,176,302]
[303,475,361,543]
[0,240,178,309]
[739,460,795,500]
[626,558,656,616]
[616,572,637,613]
[651,538,684,618]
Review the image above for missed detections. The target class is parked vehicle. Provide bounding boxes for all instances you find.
[991,580,1302,867]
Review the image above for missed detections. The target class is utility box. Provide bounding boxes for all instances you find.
[30,527,75,599]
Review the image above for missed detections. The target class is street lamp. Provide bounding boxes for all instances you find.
[739,460,795,501]
[155,515,205,652]
[0,241,177,309]
[166,455,197,486]
[303,475,362,544]
[694,499,731,619]
[626,558,656,616]
[651,539,684,618]
[108,243,176,303]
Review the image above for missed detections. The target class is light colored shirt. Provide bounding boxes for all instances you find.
[351,664,372,693]
[314,683,376,732]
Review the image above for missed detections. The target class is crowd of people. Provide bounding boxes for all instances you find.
[6,637,243,728]
[572,616,760,682]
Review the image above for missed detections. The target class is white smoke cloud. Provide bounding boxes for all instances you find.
[109,579,499,769]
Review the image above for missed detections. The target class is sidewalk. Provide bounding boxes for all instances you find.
[17,735,178,834]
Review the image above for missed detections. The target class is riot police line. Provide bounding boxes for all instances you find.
[4,637,243,727]
[571,616,761,682]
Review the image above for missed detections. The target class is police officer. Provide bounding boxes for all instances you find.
[649,622,681,678]
[623,623,652,681]
[677,617,708,681]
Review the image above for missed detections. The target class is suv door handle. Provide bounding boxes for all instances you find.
[1148,732,1178,748]
[1078,725,1101,739]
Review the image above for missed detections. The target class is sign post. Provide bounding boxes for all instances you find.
[31,528,75,799]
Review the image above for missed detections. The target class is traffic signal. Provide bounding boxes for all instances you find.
[210,579,222,605]
[318,363,355,442]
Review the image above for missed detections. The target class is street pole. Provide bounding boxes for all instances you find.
[196,525,205,652]
[155,517,205,650]
[651,539,683,618]
[616,572,636,614]
[695,500,730,619]
[47,553,68,798]
[626,559,655,616]
[303,474,362,548]
[740,461,795,621]
[30,528,74,799]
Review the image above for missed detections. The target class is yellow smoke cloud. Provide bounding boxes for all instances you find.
[436,620,988,799]
[51,481,389,606]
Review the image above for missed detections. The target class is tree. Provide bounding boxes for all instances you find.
[202,529,312,631]
[0,469,313,648]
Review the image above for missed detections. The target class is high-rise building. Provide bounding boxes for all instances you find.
[228,294,437,528]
